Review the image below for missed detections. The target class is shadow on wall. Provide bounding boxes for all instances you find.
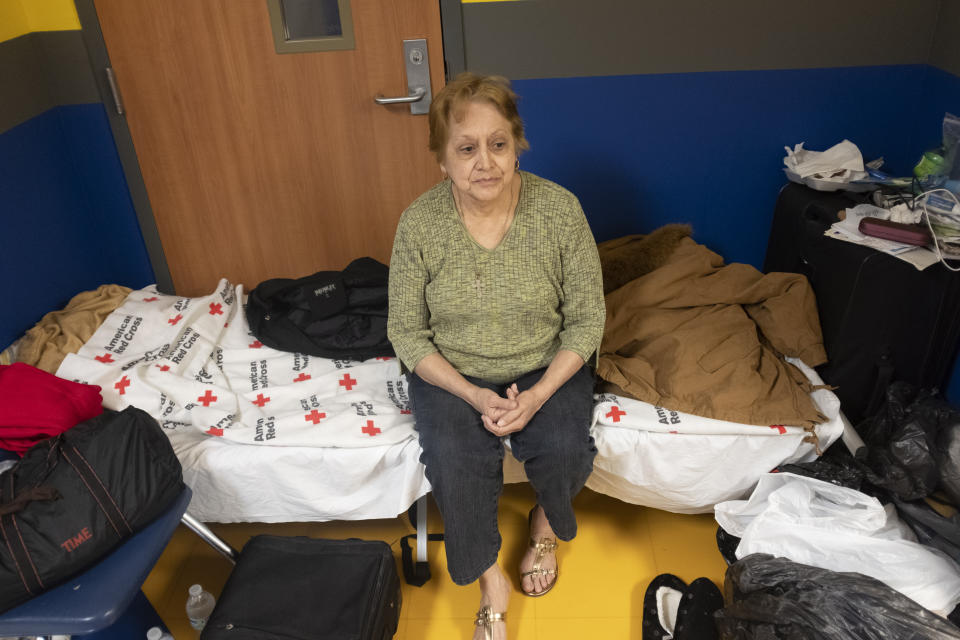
[540,150,650,243]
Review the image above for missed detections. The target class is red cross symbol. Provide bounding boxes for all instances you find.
[143,297,158,302]
[209,303,223,315]
[197,390,218,407]
[400,409,411,415]
[293,373,311,383]
[304,410,326,424]
[339,374,357,391]
[114,376,131,395]
[605,406,626,422]
[95,353,114,364]
[361,420,381,436]
[155,364,170,372]
[249,340,263,349]
[375,356,392,361]
[168,314,183,325]
[252,394,270,407]
[769,425,787,434]
[206,427,223,437]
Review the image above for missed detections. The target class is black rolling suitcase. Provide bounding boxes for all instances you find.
[763,183,960,424]
[200,536,401,640]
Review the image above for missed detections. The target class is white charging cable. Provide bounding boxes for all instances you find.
[916,187,960,272]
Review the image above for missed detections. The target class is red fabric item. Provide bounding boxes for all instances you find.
[0,362,103,455]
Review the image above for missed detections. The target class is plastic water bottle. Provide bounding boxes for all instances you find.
[146,627,175,640]
[186,583,216,630]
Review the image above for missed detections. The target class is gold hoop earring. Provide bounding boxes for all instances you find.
[515,158,520,171]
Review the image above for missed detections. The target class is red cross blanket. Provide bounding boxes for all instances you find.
[56,281,414,448]
[591,357,840,438]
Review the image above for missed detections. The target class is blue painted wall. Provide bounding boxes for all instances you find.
[514,65,927,269]
[0,104,154,349]
[916,66,960,154]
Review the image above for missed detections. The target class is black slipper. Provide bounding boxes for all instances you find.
[673,577,724,640]
[642,573,688,640]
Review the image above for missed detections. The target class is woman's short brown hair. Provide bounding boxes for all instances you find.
[428,72,530,162]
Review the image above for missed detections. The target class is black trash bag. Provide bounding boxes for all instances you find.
[892,497,960,566]
[938,417,960,506]
[715,554,960,640]
[855,382,943,501]
[716,525,740,566]
[775,455,865,491]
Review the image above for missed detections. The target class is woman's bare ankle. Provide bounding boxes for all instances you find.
[478,563,511,608]
[530,504,556,537]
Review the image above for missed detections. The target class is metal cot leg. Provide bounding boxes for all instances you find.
[180,513,239,564]
[416,494,427,564]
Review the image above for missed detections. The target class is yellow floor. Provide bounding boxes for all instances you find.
[144,484,728,639]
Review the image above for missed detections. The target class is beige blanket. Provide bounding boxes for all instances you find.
[598,235,827,428]
[6,285,131,374]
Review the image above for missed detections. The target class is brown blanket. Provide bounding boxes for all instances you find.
[10,284,131,374]
[597,234,827,428]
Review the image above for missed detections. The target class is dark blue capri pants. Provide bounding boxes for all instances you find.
[408,365,597,585]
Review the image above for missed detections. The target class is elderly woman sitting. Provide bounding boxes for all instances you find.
[388,72,605,640]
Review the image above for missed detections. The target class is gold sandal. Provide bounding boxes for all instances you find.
[521,508,559,597]
[475,605,506,640]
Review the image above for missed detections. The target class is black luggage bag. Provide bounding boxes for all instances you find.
[0,407,185,613]
[763,183,960,424]
[200,535,401,640]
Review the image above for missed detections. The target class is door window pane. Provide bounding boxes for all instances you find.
[266,0,355,53]
[281,0,342,40]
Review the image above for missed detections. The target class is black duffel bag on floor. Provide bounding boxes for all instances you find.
[0,406,184,614]
[201,535,402,640]
[245,257,395,361]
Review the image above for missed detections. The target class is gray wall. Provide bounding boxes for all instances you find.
[931,0,960,76]
[0,30,100,133]
[463,0,941,79]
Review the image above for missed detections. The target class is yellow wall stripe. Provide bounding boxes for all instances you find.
[0,0,80,43]
[23,0,81,32]
[0,0,30,42]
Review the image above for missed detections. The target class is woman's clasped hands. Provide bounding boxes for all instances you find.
[472,383,546,437]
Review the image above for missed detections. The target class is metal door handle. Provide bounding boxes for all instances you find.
[374,86,426,105]
[373,39,432,115]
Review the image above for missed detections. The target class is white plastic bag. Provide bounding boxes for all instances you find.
[715,473,960,615]
[783,140,867,180]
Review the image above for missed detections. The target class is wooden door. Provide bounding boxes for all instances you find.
[93,0,445,295]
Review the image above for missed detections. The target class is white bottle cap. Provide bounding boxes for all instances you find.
[189,583,202,596]
[147,628,163,640]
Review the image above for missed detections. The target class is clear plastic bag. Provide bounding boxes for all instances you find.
[943,112,960,180]
[716,554,960,639]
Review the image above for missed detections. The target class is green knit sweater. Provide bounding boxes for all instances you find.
[387,172,605,383]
